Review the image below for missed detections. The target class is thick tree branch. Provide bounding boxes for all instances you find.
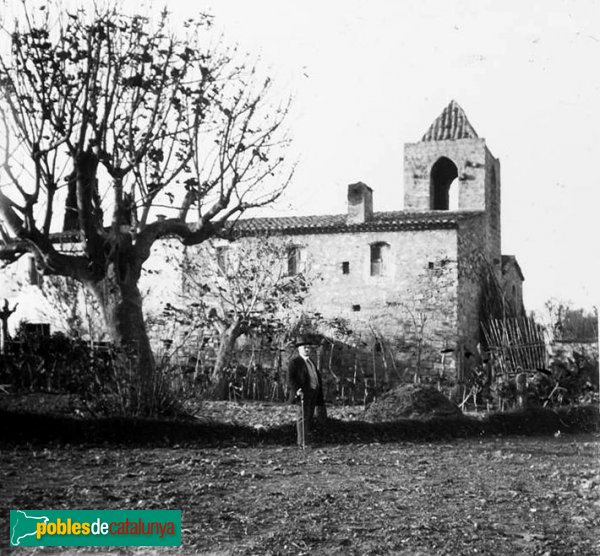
[134,218,222,264]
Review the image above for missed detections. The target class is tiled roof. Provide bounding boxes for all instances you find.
[421,100,479,142]
[233,210,484,236]
[501,255,525,281]
[0,211,485,256]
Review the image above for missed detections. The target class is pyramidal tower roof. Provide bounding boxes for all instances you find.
[421,100,479,142]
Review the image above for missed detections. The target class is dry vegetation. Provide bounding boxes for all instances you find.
[2,397,599,555]
[2,435,599,555]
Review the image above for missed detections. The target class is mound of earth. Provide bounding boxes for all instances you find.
[364,383,462,421]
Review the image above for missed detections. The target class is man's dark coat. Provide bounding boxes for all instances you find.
[287,355,325,405]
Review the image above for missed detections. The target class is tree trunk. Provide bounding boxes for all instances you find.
[210,320,242,400]
[88,259,157,415]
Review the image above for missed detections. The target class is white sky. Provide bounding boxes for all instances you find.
[169,0,599,314]
[4,0,600,314]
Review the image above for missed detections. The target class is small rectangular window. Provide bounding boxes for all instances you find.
[428,261,435,270]
[352,304,361,312]
[342,262,350,274]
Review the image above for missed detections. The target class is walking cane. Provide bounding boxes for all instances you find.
[296,388,305,449]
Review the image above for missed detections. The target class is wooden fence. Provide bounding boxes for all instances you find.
[481,317,548,375]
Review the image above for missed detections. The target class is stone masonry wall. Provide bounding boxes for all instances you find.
[456,214,488,379]
[1,227,471,384]
[125,229,462,383]
[501,263,524,315]
[273,228,461,379]
[485,147,502,268]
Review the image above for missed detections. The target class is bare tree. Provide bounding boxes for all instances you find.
[174,237,310,399]
[0,4,293,412]
[538,299,598,343]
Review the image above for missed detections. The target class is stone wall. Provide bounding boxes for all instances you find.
[1,224,489,385]
[485,147,502,265]
[456,214,487,378]
[501,262,525,315]
[130,226,467,381]
[267,227,461,379]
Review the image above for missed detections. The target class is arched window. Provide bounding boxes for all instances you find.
[287,245,306,275]
[370,242,390,276]
[27,255,42,287]
[215,246,229,272]
[430,157,459,210]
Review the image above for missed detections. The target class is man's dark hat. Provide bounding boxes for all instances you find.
[295,334,317,347]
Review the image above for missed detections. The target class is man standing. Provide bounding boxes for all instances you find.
[288,335,326,445]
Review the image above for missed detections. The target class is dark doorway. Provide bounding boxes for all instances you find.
[430,157,458,210]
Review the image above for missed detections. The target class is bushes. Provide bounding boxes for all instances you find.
[2,327,114,394]
[1,328,185,418]
[83,356,186,418]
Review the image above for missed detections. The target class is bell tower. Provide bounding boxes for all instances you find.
[403,100,501,261]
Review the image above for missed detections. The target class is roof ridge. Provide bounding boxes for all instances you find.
[238,208,485,222]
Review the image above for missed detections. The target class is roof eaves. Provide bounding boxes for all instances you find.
[233,219,460,237]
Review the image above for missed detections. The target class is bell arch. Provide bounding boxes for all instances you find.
[430,157,458,210]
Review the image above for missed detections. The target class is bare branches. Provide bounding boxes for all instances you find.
[0,1,294,292]
[0,187,25,236]
[178,237,310,338]
[134,217,221,265]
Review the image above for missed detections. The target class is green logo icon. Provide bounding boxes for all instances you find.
[10,510,181,547]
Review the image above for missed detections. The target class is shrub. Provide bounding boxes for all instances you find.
[2,326,114,394]
[83,356,185,418]
[1,328,186,418]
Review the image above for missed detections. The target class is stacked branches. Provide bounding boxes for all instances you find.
[480,259,546,374]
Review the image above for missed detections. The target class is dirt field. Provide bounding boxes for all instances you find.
[3,432,599,555]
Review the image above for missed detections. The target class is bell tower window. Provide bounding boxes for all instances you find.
[430,157,458,210]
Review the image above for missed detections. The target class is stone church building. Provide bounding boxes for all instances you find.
[0,100,524,383]
[234,100,524,380]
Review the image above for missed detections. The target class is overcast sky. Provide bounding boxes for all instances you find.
[165,0,599,314]
[4,0,599,314]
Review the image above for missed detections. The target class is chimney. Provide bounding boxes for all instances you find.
[347,182,373,224]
